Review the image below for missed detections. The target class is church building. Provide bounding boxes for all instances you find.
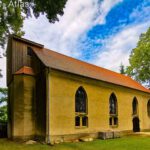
[7,35,150,143]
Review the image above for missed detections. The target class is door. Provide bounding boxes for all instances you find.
[133,117,140,132]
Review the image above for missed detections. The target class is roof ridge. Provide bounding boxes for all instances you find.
[43,48,128,78]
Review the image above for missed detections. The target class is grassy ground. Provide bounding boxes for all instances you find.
[0,135,150,150]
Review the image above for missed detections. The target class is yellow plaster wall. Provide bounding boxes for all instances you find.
[49,69,150,137]
[10,75,35,139]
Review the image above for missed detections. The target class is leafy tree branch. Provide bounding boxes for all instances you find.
[126,27,150,88]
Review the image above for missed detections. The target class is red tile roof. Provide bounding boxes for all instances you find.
[33,48,150,94]
[15,66,35,75]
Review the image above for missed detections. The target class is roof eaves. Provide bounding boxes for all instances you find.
[11,34,44,48]
[14,66,35,76]
[49,67,150,94]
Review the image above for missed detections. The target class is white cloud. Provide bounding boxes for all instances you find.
[23,0,122,57]
[92,22,150,72]
[92,1,150,72]
[95,0,123,24]
[130,0,150,23]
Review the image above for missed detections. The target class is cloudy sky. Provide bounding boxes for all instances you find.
[0,0,150,87]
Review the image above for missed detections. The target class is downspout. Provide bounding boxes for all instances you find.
[46,67,50,144]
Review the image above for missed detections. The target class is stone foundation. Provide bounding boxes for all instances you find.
[49,130,134,144]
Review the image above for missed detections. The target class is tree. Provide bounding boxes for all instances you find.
[0,0,24,48]
[120,63,125,75]
[0,88,8,122]
[126,27,150,87]
[0,0,67,49]
[24,0,68,23]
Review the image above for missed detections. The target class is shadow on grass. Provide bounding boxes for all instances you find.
[1,135,150,150]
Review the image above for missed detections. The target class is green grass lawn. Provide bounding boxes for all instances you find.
[0,135,150,150]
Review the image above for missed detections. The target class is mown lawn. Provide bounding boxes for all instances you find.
[0,135,150,150]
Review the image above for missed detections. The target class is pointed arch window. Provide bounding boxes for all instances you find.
[147,100,150,117]
[132,97,138,115]
[109,93,118,127]
[75,87,88,127]
[75,87,87,113]
[109,93,117,115]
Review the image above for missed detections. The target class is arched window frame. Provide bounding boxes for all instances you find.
[109,93,118,127]
[147,100,150,117]
[109,93,118,115]
[75,87,87,113]
[132,97,138,115]
[75,86,88,128]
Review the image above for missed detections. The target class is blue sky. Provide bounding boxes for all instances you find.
[78,0,150,61]
[0,0,150,87]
